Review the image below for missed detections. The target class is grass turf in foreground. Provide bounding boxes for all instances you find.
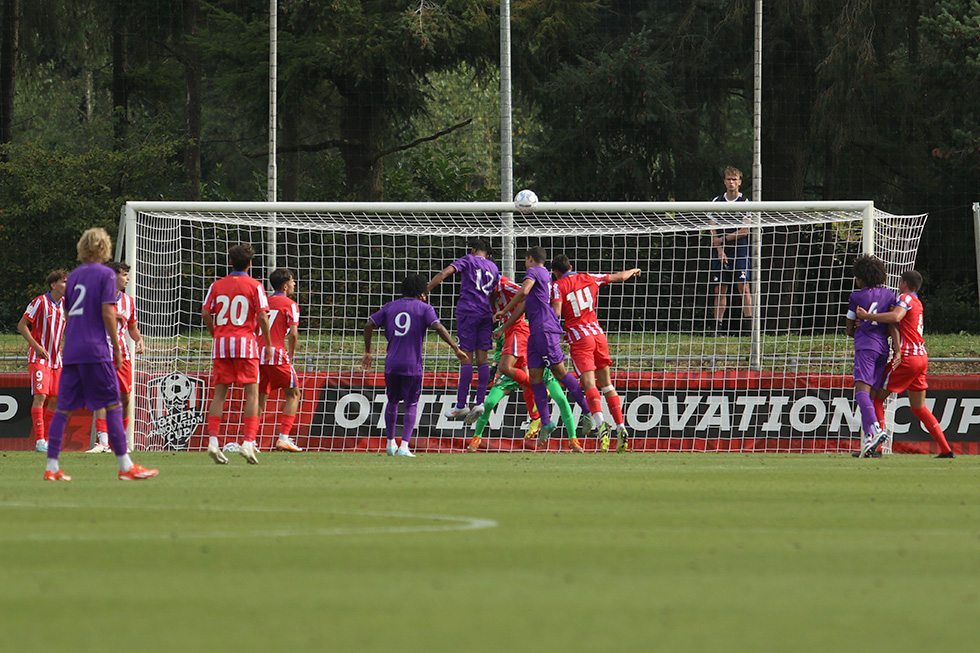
[0,451,977,653]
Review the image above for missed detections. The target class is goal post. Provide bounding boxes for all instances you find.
[118,200,927,454]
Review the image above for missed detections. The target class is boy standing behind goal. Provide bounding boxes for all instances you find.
[258,268,303,453]
[856,270,954,458]
[363,274,470,457]
[202,244,273,465]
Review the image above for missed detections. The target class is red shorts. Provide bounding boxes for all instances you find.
[28,361,60,397]
[883,355,929,394]
[116,358,134,395]
[212,357,260,385]
[259,363,298,395]
[501,322,529,367]
[568,333,613,375]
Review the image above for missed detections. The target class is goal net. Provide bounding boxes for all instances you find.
[119,201,926,454]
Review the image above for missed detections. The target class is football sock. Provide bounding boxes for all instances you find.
[402,401,419,444]
[456,363,473,409]
[96,418,108,434]
[243,415,259,441]
[208,436,220,449]
[207,415,222,439]
[604,391,624,426]
[546,377,575,439]
[512,368,531,389]
[31,406,45,441]
[531,381,551,425]
[910,406,952,454]
[46,410,68,462]
[106,406,128,458]
[475,385,506,438]
[384,400,399,441]
[873,398,886,431]
[555,371,589,415]
[522,387,538,420]
[278,414,297,438]
[476,363,490,404]
[855,390,878,436]
[585,387,603,416]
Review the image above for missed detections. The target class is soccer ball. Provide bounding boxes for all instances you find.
[514,189,538,213]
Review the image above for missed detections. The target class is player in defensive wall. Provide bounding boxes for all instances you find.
[363,274,470,457]
[89,262,145,454]
[17,269,67,453]
[550,254,641,453]
[257,268,304,453]
[427,238,500,425]
[856,270,954,458]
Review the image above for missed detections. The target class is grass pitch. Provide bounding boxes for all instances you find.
[1,451,977,652]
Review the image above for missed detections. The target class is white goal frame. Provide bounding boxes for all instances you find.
[119,200,925,454]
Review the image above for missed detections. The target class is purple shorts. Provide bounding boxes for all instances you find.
[853,349,888,388]
[56,361,122,412]
[456,312,493,352]
[385,373,422,405]
[527,331,565,369]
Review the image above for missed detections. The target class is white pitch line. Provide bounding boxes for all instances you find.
[0,502,498,542]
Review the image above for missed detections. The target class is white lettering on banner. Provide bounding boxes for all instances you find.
[829,397,861,432]
[763,396,790,432]
[335,393,370,429]
[789,396,825,433]
[926,397,957,432]
[736,396,766,431]
[957,398,980,434]
[626,395,663,430]
[667,395,700,430]
[698,396,730,431]
[0,395,16,420]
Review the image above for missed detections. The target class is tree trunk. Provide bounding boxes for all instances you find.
[111,3,128,148]
[340,85,385,200]
[183,0,202,200]
[0,0,18,154]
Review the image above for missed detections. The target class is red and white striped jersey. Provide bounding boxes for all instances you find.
[896,292,927,357]
[114,292,137,360]
[493,275,530,327]
[260,292,299,365]
[22,293,66,368]
[203,272,269,359]
[551,272,610,342]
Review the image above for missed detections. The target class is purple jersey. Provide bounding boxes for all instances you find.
[61,263,118,365]
[847,286,896,354]
[451,254,499,317]
[523,265,562,335]
[370,297,440,376]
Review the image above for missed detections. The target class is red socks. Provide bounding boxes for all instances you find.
[31,407,46,440]
[279,413,297,437]
[910,406,952,454]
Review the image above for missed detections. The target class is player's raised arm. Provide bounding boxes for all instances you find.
[608,268,643,283]
[427,264,458,293]
[494,277,533,322]
[432,320,470,364]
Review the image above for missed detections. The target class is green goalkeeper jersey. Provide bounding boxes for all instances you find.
[488,336,554,392]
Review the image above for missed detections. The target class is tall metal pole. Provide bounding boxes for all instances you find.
[750,0,763,370]
[973,202,980,325]
[500,0,515,279]
[267,0,278,273]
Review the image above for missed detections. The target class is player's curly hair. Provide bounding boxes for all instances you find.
[76,227,112,264]
[401,273,427,299]
[853,254,886,288]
